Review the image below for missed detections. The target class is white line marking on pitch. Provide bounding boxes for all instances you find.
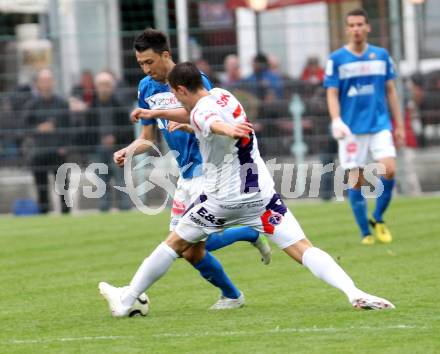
[8,336,134,345]
[152,324,424,338]
[4,324,425,345]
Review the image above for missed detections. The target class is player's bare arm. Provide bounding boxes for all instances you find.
[326,87,341,120]
[326,87,352,139]
[130,107,189,124]
[168,121,194,133]
[210,121,254,139]
[386,80,405,147]
[113,124,155,167]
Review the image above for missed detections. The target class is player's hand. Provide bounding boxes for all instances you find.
[168,121,193,133]
[113,148,127,167]
[130,108,157,123]
[229,122,254,139]
[331,117,352,140]
[394,123,406,149]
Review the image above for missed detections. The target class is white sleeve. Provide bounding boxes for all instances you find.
[190,109,222,138]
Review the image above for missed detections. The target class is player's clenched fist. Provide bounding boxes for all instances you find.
[130,107,157,123]
[113,148,127,167]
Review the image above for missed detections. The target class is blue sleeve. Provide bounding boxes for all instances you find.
[323,56,339,88]
[201,73,213,90]
[138,80,156,126]
[384,50,397,81]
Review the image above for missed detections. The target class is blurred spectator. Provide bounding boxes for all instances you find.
[101,69,133,106]
[71,70,95,107]
[241,53,285,155]
[301,56,325,85]
[222,54,241,89]
[418,70,440,146]
[243,53,284,101]
[22,69,71,214]
[195,58,220,87]
[85,71,133,211]
[69,71,95,150]
[0,84,34,162]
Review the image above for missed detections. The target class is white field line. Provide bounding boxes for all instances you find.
[4,324,426,345]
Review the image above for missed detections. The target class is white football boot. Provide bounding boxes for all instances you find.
[99,282,150,317]
[210,292,245,310]
[252,234,272,265]
[351,292,395,310]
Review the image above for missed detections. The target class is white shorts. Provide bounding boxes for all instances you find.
[338,130,396,170]
[169,175,205,231]
[175,192,306,250]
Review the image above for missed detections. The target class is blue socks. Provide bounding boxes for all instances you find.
[194,227,257,298]
[348,188,370,237]
[205,226,259,252]
[373,177,395,223]
[193,252,240,299]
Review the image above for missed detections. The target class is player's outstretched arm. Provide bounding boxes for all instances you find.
[210,121,254,139]
[130,107,189,124]
[168,121,194,133]
[113,125,156,167]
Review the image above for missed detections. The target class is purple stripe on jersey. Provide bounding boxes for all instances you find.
[183,194,208,216]
[265,193,287,215]
[235,134,260,194]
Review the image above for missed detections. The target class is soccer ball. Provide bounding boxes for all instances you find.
[129,292,150,317]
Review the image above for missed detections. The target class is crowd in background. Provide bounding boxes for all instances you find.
[0,53,439,213]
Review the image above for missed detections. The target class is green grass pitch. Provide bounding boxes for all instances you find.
[1,196,439,354]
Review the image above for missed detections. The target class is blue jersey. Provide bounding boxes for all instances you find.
[138,73,213,179]
[324,44,396,134]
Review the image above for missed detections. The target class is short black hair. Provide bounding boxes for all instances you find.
[168,62,204,92]
[134,28,170,54]
[346,8,369,24]
[254,53,268,65]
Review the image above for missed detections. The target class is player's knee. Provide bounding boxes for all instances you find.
[182,244,205,264]
[384,166,396,179]
[165,231,191,256]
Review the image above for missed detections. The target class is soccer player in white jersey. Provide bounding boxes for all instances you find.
[101,29,271,311]
[324,8,405,245]
[98,61,395,317]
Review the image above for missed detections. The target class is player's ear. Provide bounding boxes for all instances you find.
[366,23,371,33]
[162,51,171,60]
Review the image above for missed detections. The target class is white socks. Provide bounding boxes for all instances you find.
[121,242,178,307]
[302,247,361,302]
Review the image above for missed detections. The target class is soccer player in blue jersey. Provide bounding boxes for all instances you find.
[324,8,405,245]
[103,29,270,310]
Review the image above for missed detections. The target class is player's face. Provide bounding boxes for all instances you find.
[346,15,370,44]
[171,86,190,110]
[136,49,170,82]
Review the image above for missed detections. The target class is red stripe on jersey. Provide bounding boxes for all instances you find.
[204,112,218,121]
[240,137,250,147]
[172,200,186,216]
[260,210,275,234]
[233,104,242,118]
[191,108,201,132]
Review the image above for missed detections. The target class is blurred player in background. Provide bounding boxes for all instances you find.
[99,61,395,318]
[105,29,271,310]
[324,8,405,245]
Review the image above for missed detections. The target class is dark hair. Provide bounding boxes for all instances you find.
[134,28,170,54]
[254,53,268,65]
[346,8,369,24]
[168,62,204,92]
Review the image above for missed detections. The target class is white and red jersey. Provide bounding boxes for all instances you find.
[189,88,274,203]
